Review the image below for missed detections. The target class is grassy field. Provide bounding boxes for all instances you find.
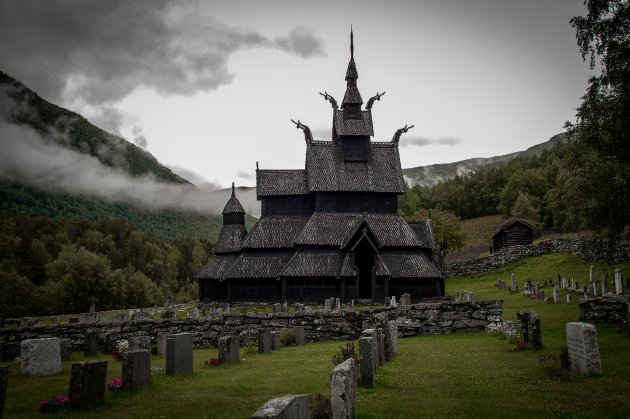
[2,253,630,418]
[446,214,505,263]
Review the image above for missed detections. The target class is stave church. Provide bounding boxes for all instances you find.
[196,31,446,303]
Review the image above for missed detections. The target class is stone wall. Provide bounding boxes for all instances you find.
[0,300,502,352]
[579,295,630,323]
[446,238,630,277]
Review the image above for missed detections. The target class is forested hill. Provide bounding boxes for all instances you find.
[402,133,567,187]
[0,71,187,184]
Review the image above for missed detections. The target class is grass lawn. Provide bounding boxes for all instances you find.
[2,253,630,418]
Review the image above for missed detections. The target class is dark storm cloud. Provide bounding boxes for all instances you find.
[0,0,326,107]
[400,136,462,147]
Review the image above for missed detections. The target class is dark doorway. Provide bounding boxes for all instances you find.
[355,239,375,299]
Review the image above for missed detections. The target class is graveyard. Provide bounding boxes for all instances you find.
[0,253,629,417]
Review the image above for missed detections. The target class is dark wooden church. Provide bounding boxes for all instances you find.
[196,32,445,303]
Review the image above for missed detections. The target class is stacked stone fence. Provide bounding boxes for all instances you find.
[579,295,630,323]
[0,300,502,354]
[446,238,630,277]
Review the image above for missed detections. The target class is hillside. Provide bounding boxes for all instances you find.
[402,133,567,187]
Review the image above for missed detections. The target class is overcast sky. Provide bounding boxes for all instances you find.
[0,0,591,189]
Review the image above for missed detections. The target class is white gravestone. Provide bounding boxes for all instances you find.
[566,322,602,375]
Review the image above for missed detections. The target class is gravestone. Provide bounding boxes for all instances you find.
[615,268,622,295]
[272,303,281,314]
[282,300,288,312]
[218,336,240,363]
[553,286,560,304]
[502,320,517,343]
[128,336,151,351]
[573,280,579,292]
[0,366,7,419]
[377,329,385,366]
[258,329,272,353]
[539,290,545,300]
[517,311,530,345]
[361,329,379,370]
[89,302,96,317]
[387,320,399,360]
[122,350,151,390]
[530,311,542,350]
[60,339,73,361]
[324,299,332,311]
[166,333,193,375]
[251,394,310,419]
[20,338,61,376]
[390,296,397,308]
[68,360,108,408]
[156,334,167,356]
[535,283,541,296]
[295,326,305,346]
[84,331,99,356]
[566,294,573,304]
[331,358,357,419]
[271,331,281,351]
[566,322,602,375]
[80,313,94,324]
[511,272,516,289]
[359,337,375,387]
[335,298,341,310]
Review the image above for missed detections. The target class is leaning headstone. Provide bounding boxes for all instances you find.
[0,366,7,419]
[271,331,281,351]
[566,322,602,375]
[68,360,107,409]
[295,326,305,346]
[60,339,73,361]
[258,329,272,354]
[20,338,61,376]
[359,337,375,387]
[331,358,357,419]
[122,350,151,390]
[530,312,542,350]
[324,299,332,311]
[166,333,193,375]
[84,331,99,356]
[218,336,240,363]
[251,394,310,419]
[156,334,167,357]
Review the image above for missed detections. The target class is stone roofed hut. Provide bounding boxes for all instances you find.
[491,218,535,253]
[196,31,446,303]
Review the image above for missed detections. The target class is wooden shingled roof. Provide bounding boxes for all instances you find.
[280,249,348,277]
[241,215,310,249]
[195,254,238,279]
[306,141,403,193]
[333,110,373,136]
[379,251,443,279]
[407,220,436,249]
[256,169,308,197]
[214,224,247,254]
[491,218,535,239]
[226,251,294,279]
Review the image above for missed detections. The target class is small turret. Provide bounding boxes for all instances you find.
[341,29,363,119]
[222,182,245,225]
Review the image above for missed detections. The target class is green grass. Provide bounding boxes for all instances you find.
[2,253,630,418]
[446,214,505,263]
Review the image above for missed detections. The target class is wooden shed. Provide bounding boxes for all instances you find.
[491,219,535,252]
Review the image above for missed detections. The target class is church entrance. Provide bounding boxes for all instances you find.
[355,239,375,299]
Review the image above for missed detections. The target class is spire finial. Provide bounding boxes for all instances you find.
[231,182,235,197]
[350,26,354,59]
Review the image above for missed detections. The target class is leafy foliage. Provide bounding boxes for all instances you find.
[404,208,468,255]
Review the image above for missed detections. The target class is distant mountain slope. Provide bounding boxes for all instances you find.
[402,133,567,187]
[0,71,187,184]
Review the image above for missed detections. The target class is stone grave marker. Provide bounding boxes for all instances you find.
[615,268,622,295]
[20,338,61,376]
[517,311,530,345]
[258,329,272,353]
[335,298,341,310]
[361,329,379,371]
[566,322,602,375]
[251,394,310,419]
[271,331,281,351]
[68,360,108,409]
[0,365,7,419]
[390,296,397,307]
[377,329,385,366]
[156,334,167,356]
[359,336,375,387]
[324,299,332,311]
[502,320,517,343]
[272,303,281,314]
[535,283,541,296]
[331,358,357,419]
[530,311,542,350]
[60,339,73,361]
[282,300,288,312]
[218,336,239,363]
[128,336,151,351]
[84,331,99,356]
[295,326,305,346]
[79,313,94,324]
[122,350,151,390]
[566,294,573,304]
[553,286,560,303]
[166,333,193,375]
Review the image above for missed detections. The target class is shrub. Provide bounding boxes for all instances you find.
[279,327,295,347]
[332,342,359,366]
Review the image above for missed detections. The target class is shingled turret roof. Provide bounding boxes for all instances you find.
[222,183,245,215]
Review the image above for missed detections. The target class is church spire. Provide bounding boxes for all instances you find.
[342,27,362,118]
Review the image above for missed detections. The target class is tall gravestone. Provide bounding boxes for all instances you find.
[218,336,240,363]
[294,326,305,346]
[258,329,272,353]
[359,337,375,387]
[20,338,61,376]
[553,286,560,304]
[122,350,151,390]
[68,360,108,409]
[361,329,379,371]
[324,299,332,311]
[84,331,98,356]
[156,334,167,356]
[331,358,357,419]
[530,312,542,350]
[0,366,7,419]
[566,322,602,375]
[517,311,530,345]
[166,333,193,375]
[615,268,622,295]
